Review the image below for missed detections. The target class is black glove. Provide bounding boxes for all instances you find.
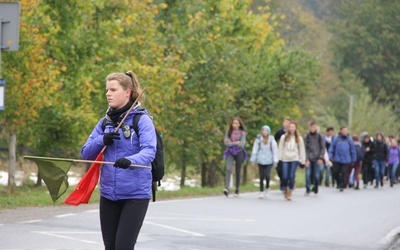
[103,132,120,145]
[114,158,131,169]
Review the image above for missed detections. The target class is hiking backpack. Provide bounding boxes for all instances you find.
[102,112,165,202]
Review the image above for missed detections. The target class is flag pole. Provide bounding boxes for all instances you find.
[24,155,151,169]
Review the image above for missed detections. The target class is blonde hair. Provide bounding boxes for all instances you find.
[106,71,144,102]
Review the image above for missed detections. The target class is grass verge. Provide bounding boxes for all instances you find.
[0,169,307,209]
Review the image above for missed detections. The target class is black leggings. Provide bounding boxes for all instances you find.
[100,196,150,250]
[258,164,273,191]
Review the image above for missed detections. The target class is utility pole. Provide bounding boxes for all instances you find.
[348,94,354,132]
[0,2,20,192]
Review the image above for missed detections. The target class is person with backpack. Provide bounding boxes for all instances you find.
[223,117,248,197]
[304,121,326,195]
[81,71,156,249]
[250,125,278,199]
[278,121,306,201]
[373,132,389,188]
[345,134,364,190]
[388,138,400,187]
[328,126,357,192]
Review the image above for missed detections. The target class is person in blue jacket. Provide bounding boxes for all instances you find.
[81,71,156,250]
[328,126,357,192]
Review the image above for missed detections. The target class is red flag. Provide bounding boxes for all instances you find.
[64,152,103,205]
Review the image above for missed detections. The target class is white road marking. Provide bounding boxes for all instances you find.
[17,219,42,224]
[32,231,101,244]
[144,221,205,237]
[146,216,254,222]
[85,209,99,213]
[54,213,76,218]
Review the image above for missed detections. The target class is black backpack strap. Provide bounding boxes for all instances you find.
[132,113,144,137]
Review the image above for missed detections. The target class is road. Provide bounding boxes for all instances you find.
[0,185,399,250]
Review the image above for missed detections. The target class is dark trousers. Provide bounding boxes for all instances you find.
[276,161,284,190]
[333,163,349,189]
[258,164,273,191]
[362,161,374,185]
[347,162,361,187]
[100,196,150,250]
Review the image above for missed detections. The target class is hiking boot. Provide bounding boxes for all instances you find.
[284,187,289,199]
[223,188,229,197]
[287,189,292,201]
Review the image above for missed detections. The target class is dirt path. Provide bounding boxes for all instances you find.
[0,203,99,224]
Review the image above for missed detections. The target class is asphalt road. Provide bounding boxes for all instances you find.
[1,185,400,250]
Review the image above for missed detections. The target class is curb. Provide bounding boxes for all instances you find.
[381,226,400,250]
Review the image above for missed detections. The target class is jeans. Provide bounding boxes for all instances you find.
[282,161,298,190]
[320,164,330,186]
[388,163,399,184]
[258,164,273,191]
[306,161,322,190]
[374,160,386,186]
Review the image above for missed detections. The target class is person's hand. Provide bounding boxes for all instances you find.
[317,159,323,165]
[114,158,131,169]
[236,141,241,145]
[305,160,310,167]
[365,147,370,152]
[103,132,120,145]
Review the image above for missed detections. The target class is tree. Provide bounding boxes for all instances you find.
[1,0,61,191]
[329,0,400,112]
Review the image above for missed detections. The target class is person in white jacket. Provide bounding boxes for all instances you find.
[250,125,278,199]
[278,121,306,201]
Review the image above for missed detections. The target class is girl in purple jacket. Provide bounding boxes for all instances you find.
[81,71,156,249]
[388,138,400,187]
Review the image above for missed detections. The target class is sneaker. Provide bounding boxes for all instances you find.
[264,189,269,197]
[223,189,229,197]
[305,188,311,196]
[258,192,264,199]
[234,189,239,197]
[363,184,367,189]
[340,188,344,192]
[374,185,378,189]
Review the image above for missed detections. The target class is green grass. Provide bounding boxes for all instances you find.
[0,169,307,209]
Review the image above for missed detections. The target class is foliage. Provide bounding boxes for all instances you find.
[329,0,400,111]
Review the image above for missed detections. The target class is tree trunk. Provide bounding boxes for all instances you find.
[35,171,42,187]
[8,133,16,193]
[201,161,207,187]
[180,140,187,188]
[207,160,218,187]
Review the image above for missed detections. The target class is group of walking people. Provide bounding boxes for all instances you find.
[223,116,400,201]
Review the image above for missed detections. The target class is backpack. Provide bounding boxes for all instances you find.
[355,144,364,162]
[102,112,165,202]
